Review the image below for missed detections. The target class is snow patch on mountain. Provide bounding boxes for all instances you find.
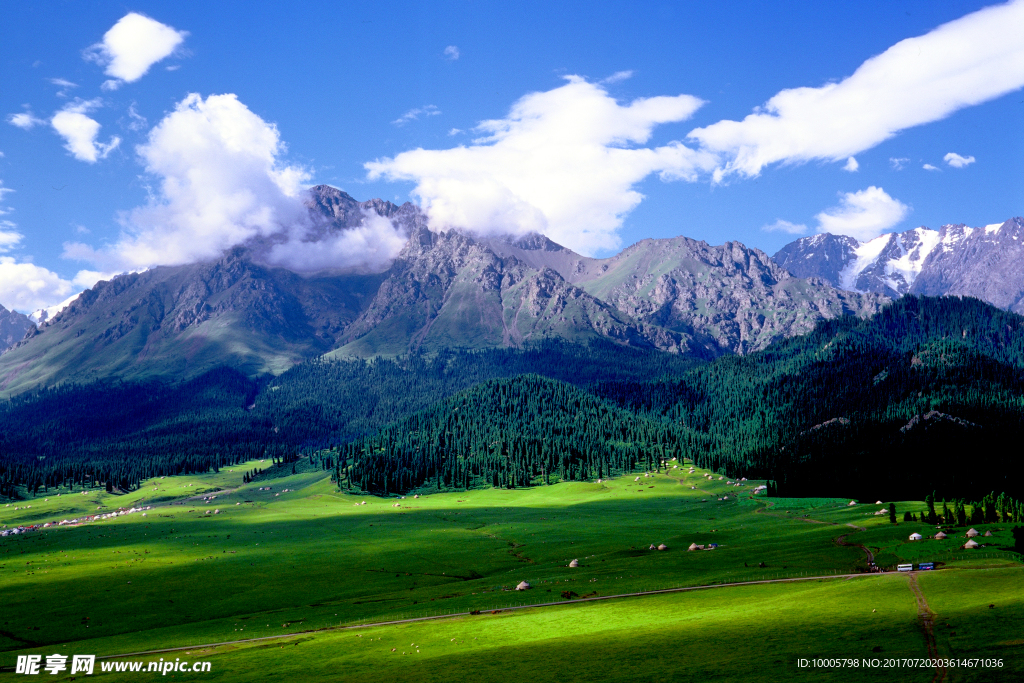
[885,228,941,292]
[30,293,81,326]
[838,234,892,291]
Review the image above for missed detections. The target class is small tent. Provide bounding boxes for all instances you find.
[875,500,883,505]
[966,528,980,537]
[649,544,657,550]
[934,531,947,539]
[657,544,668,551]
[688,543,701,551]
[515,581,531,591]
[569,559,579,568]
[909,533,923,541]
[984,530,993,537]
[964,539,980,549]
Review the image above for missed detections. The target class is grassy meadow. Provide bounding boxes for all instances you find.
[1,459,1021,681]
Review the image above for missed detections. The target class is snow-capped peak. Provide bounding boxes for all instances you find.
[836,227,941,294]
[29,293,81,327]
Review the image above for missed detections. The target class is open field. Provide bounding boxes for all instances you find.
[2,460,1021,681]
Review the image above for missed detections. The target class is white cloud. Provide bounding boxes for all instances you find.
[763,219,808,235]
[688,1,1024,179]
[7,111,45,130]
[815,186,909,242]
[125,103,148,131]
[266,212,408,273]
[602,70,634,84]
[85,13,187,85]
[393,105,441,126]
[51,100,120,163]
[366,76,713,254]
[0,226,23,252]
[49,77,78,97]
[64,93,405,275]
[443,45,460,61]
[842,156,859,172]
[71,269,118,289]
[944,152,976,168]
[0,180,105,312]
[448,128,463,136]
[63,93,307,271]
[923,163,940,171]
[0,258,79,312]
[890,157,909,171]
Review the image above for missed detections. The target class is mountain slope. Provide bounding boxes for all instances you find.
[333,226,697,358]
[0,252,383,395]
[494,233,886,353]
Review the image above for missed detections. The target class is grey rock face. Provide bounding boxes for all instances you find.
[334,226,700,358]
[497,233,886,354]
[0,304,33,353]
[774,232,859,285]
[910,218,1024,313]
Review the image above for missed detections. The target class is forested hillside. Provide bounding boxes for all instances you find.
[601,296,1024,499]
[342,375,684,495]
[0,340,697,496]
[1,296,1023,502]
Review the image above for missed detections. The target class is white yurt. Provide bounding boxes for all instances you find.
[515,581,531,591]
[909,533,923,541]
[964,539,980,549]
[657,544,668,551]
[688,543,701,551]
[966,528,980,537]
[984,530,993,537]
[569,559,579,568]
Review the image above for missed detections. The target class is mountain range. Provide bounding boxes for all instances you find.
[0,184,1017,396]
[774,217,1024,309]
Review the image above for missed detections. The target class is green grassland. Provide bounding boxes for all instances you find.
[2,460,1021,681]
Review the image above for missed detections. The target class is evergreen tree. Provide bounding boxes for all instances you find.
[925,493,938,524]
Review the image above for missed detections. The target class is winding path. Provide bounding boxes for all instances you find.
[907,572,947,683]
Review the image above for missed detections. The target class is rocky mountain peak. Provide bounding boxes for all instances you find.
[0,304,33,353]
[774,217,1024,312]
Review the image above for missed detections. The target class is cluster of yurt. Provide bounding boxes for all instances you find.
[687,542,716,551]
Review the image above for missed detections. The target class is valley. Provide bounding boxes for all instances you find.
[1,460,1020,681]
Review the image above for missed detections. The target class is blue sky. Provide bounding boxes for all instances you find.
[1,1,1022,311]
